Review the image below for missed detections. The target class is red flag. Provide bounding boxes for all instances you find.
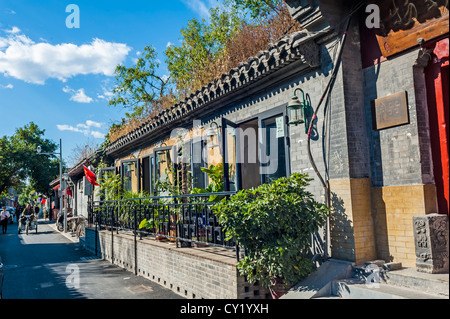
[83,165,99,186]
[41,198,46,205]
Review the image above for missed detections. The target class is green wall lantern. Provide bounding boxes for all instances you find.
[287,88,309,132]
[156,143,168,164]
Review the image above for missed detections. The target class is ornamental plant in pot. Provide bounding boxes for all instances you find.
[214,173,329,299]
[138,207,167,241]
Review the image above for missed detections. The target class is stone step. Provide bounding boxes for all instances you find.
[281,259,354,299]
[313,296,343,299]
[331,278,448,299]
[383,267,449,297]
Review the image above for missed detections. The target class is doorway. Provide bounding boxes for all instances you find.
[425,39,449,215]
[239,119,260,190]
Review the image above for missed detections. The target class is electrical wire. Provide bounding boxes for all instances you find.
[307,16,351,190]
[305,0,363,260]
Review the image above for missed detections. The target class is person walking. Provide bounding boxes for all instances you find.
[15,205,21,223]
[34,205,40,220]
[0,207,10,234]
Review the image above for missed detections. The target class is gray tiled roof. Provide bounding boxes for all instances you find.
[105,31,320,155]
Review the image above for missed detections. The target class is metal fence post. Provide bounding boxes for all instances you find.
[134,201,138,275]
[111,204,114,264]
[94,202,98,256]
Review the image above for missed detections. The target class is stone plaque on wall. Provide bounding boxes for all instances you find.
[371,91,409,130]
[413,214,449,274]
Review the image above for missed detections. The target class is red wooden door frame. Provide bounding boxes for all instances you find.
[425,38,449,215]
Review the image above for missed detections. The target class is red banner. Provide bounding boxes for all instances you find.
[83,165,99,186]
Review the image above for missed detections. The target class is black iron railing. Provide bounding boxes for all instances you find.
[87,192,237,257]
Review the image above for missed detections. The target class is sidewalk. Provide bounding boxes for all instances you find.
[39,219,79,243]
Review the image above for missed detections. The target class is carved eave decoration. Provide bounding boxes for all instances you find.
[104,31,321,157]
[284,0,353,42]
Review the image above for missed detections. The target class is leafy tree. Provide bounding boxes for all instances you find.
[106,0,298,143]
[0,122,62,196]
[223,0,286,22]
[109,45,171,119]
[18,184,36,206]
[0,136,17,195]
[164,5,243,97]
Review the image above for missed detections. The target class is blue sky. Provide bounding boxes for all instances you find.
[0,0,217,165]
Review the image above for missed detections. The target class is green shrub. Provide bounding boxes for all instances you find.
[214,173,329,287]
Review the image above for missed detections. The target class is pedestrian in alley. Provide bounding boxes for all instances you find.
[34,205,40,219]
[0,207,10,234]
[15,205,21,223]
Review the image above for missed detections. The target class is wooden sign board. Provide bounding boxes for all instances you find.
[372,91,409,130]
[371,1,449,57]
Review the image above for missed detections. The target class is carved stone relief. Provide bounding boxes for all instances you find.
[413,214,449,273]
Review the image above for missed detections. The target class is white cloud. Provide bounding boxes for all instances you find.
[56,124,80,132]
[97,86,114,101]
[86,120,102,128]
[90,131,105,139]
[166,42,173,48]
[6,26,21,34]
[0,29,131,84]
[0,83,13,89]
[62,86,93,103]
[71,88,93,103]
[181,0,211,19]
[57,120,105,139]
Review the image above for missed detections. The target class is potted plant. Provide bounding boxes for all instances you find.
[191,164,224,203]
[139,205,169,242]
[138,218,152,238]
[214,173,329,298]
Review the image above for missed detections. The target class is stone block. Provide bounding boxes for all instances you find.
[413,214,449,274]
[382,262,403,272]
[364,260,385,267]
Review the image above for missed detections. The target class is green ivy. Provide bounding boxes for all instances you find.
[214,173,329,287]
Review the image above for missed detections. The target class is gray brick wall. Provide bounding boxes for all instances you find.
[194,31,371,263]
[83,228,270,299]
[196,36,351,203]
[363,48,427,187]
[340,21,371,180]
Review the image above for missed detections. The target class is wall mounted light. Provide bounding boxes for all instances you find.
[62,171,69,189]
[156,142,168,164]
[287,88,309,133]
[206,122,220,149]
